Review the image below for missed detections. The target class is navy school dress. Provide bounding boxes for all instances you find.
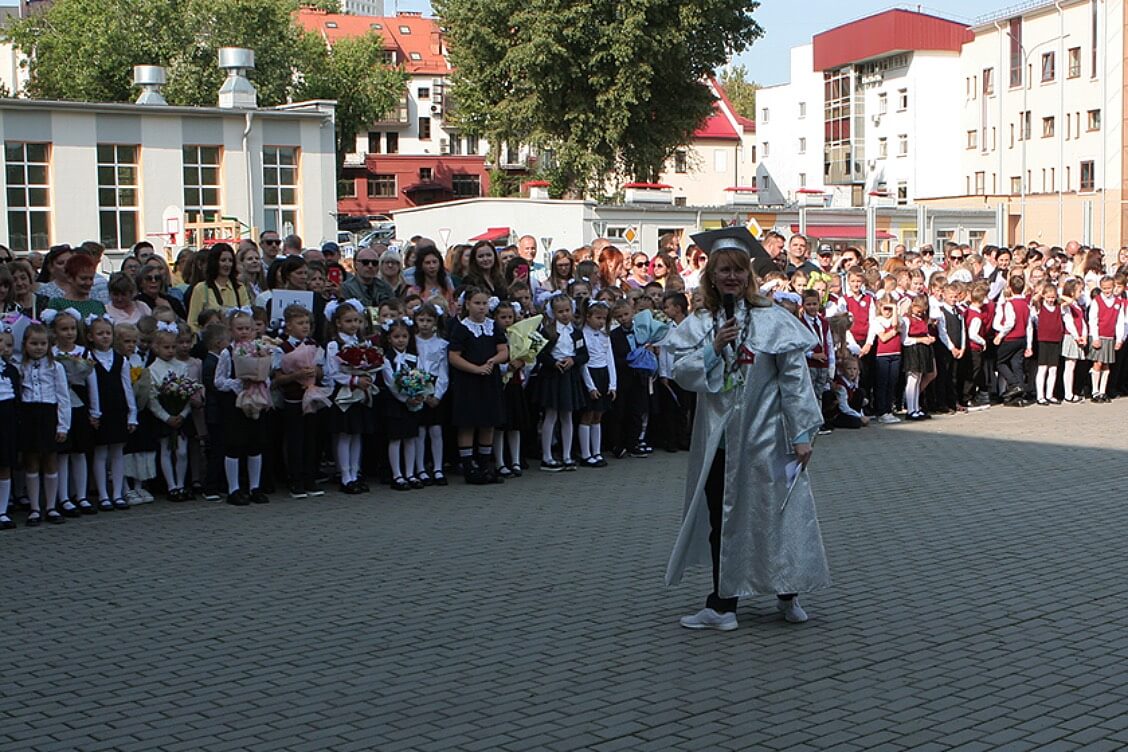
[447,318,507,429]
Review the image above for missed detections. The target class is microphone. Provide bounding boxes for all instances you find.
[723,293,735,321]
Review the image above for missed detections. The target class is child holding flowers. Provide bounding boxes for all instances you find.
[411,301,449,486]
[214,309,273,506]
[45,307,96,516]
[324,298,381,494]
[381,316,429,490]
[274,305,327,499]
[148,323,200,502]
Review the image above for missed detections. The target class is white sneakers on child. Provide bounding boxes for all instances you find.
[777,597,809,623]
[679,608,738,631]
[878,413,901,424]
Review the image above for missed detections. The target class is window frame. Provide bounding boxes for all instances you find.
[4,141,51,252]
[262,145,299,235]
[367,174,396,198]
[96,143,140,252]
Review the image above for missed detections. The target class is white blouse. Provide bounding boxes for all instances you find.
[415,334,450,400]
[21,357,71,432]
[87,349,138,425]
[582,325,617,393]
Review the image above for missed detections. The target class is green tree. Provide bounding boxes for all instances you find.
[435,0,763,196]
[720,64,759,121]
[4,0,404,176]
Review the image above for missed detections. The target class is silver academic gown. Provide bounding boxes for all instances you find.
[666,301,832,598]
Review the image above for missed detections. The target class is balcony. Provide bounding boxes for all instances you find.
[374,92,410,127]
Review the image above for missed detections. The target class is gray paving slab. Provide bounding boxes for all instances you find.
[2,402,1127,750]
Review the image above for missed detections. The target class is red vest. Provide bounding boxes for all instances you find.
[907,315,929,338]
[1068,303,1086,339]
[875,319,902,356]
[844,293,872,343]
[964,307,989,352]
[1036,304,1064,343]
[1095,295,1123,338]
[1004,298,1030,342]
[802,313,832,366]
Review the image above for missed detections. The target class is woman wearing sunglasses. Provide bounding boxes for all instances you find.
[625,252,651,290]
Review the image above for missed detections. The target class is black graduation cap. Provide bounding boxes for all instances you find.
[691,226,776,276]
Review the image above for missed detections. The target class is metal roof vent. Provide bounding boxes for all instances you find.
[217,47,257,109]
[133,65,168,106]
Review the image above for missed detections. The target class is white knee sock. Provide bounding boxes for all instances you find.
[224,457,241,494]
[159,438,176,490]
[1036,365,1048,400]
[415,429,427,474]
[905,373,921,414]
[1092,368,1102,395]
[1045,366,1058,400]
[174,438,188,490]
[70,453,88,501]
[110,444,125,500]
[506,430,520,468]
[541,409,558,462]
[349,437,362,482]
[559,413,574,462]
[429,426,443,472]
[1098,369,1110,396]
[56,455,69,504]
[247,455,263,490]
[25,472,40,513]
[403,440,417,478]
[336,434,352,484]
[388,440,403,479]
[93,445,110,501]
[578,424,591,459]
[591,424,603,457]
[43,473,58,512]
[492,430,505,467]
[0,478,10,516]
[1063,360,1076,398]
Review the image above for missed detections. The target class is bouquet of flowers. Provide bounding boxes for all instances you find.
[128,363,150,410]
[55,351,94,407]
[157,373,203,417]
[503,314,547,384]
[334,339,384,410]
[232,339,275,418]
[280,342,333,415]
[393,367,436,412]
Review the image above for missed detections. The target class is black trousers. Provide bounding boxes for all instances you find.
[933,346,957,411]
[996,340,1027,393]
[283,403,318,487]
[962,350,985,403]
[704,450,738,614]
[607,371,648,452]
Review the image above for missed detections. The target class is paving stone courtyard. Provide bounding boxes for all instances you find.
[3,403,1127,751]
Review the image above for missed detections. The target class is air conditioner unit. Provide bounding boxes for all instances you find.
[431,104,443,115]
[440,138,450,155]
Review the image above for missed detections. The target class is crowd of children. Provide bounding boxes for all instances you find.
[0,233,1124,528]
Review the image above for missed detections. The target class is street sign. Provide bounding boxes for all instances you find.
[746,217,763,239]
[438,228,452,249]
[624,226,638,244]
[540,236,553,253]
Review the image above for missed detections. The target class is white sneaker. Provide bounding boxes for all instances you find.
[679,607,738,631]
[139,489,154,503]
[777,597,808,623]
[125,490,142,505]
[878,413,901,424]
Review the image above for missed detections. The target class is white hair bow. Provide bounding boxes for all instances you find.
[773,291,803,305]
[511,301,522,315]
[156,321,179,334]
[487,296,501,312]
[227,306,253,317]
[380,316,414,332]
[41,307,79,325]
[84,313,112,327]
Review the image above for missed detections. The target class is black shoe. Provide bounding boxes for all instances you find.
[508,464,523,478]
[227,491,250,506]
[540,459,564,472]
[581,456,602,468]
[113,498,130,510]
[46,510,64,525]
[594,456,609,467]
[168,489,186,502]
[0,514,14,530]
[306,483,325,498]
[418,471,434,486]
[484,466,504,484]
[433,472,449,486]
[357,479,371,492]
[391,477,411,491]
[250,489,270,504]
[77,499,96,515]
[628,447,649,458]
[288,484,308,499]
[562,460,578,471]
[613,447,628,460]
[26,511,41,527]
[59,501,80,518]
[99,499,114,512]
[408,476,425,490]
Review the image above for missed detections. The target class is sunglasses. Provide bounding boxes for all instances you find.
[949,255,964,261]
[143,275,162,282]
[633,261,648,268]
[357,258,379,266]
[263,239,281,245]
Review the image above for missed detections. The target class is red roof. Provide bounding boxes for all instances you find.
[624,182,672,189]
[296,9,450,75]
[710,77,755,134]
[469,227,511,243]
[790,224,896,240]
[812,9,972,72]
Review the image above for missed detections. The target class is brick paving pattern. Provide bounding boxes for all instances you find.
[2,404,1127,751]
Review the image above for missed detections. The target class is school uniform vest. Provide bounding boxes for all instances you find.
[875,320,901,356]
[1036,304,1065,343]
[1095,295,1123,338]
[802,313,832,367]
[1068,303,1086,339]
[941,307,965,349]
[907,316,929,338]
[92,350,126,416]
[833,375,864,413]
[844,293,872,343]
[1004,298,1030,342]
[964,308,989,351]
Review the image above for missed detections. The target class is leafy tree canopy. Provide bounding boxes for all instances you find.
[5,0,405,176]
[435,0,763,196]
[720,64,759,121]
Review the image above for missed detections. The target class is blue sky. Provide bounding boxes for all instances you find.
[0,0,997,86]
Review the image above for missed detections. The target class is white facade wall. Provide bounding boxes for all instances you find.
[755,45,825,205]
[0,100,338,252]
[343,0,383,15]
[958,0,1122,228]
[392,198,593,253]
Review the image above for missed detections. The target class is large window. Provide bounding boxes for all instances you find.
[1080,160,1095,191]
[4,141,50,252]
[1088,109,1101,131]
[1068,47,1081,78]
[262,146,298,234]
[1041,52,1055,82]
[183,145,221,223]
[451,174,481,198]
[368,174,396,198]
[337,178,357,198]
[983,68,994,96]
[418,117,431,140]
[1009,18,1023,88]
[1042,117,1055,138]
[97,144,139,251]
